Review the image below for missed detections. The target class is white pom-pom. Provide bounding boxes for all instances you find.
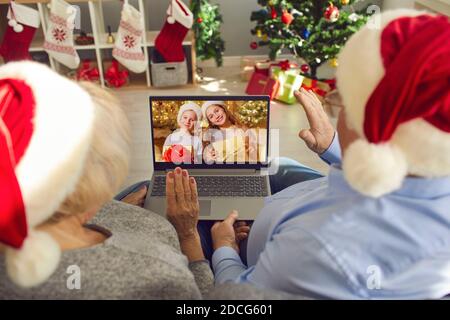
[8,19,17,27]
[5,230,61,288]
[13,24,23,33]
[343,139,408,197]
[167,16,175,24]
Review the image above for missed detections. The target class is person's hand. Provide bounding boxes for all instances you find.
[295,88,335,155]
[166,167,199,241]
[234,221,250,243]
[121,186,147,207]
[211,211,240,253]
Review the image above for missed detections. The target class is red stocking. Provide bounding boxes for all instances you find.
[0,2,40,62]
[154,0,193,63]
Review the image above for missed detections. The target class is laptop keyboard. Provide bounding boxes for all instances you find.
[150,175,269,197]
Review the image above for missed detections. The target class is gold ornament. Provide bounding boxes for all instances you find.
[106,25,115,44]
[262,34,268,41]
[329,58,338,67]
[256,29,262,38]
[341,0,350,5]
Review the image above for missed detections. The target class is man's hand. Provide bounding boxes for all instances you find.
[295,88,335,154]
[211,211,240,253]
[234,221,250,243]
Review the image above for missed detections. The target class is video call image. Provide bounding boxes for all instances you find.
[151,100,268,164]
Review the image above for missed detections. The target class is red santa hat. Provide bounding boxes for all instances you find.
[0,61,95,287]
[336,9,450,197]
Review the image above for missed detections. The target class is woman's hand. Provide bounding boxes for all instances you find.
[211,211,241,253]
[121,186,147,207]
[166,167,199,240]
[295,88,335,155]
[166,167,204,261]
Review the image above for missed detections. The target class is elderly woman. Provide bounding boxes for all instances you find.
[0,62,212,299]
[171,10,450,299]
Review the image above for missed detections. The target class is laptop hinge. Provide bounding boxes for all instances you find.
[157,168,258,175]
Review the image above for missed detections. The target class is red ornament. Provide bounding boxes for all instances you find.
[300,64,310,73]
[197,17,203,23]
[250,41,258,50]
[281,11,294,25]
[270,6,277,19]
[163,145,193,163]
[324,3,340,22]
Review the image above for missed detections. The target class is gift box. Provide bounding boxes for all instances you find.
[162,144,193,163]
[271,67,304,104]
[212,137,246,163]
[240,57,271,81]
[301,77,336,97]
[269,60,300,77]
[245,72,280,100]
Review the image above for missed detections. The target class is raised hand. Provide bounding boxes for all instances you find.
[295,88,335,155]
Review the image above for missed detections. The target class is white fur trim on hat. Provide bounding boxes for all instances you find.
[343,139,408,197]
[166,0,193,29]
[177,102,202,124]
[201,101,225,120]
[5,230,60,288]
[0,61,95,287]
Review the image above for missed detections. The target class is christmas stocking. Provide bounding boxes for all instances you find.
[154,0,193,63]
[0,1,40,62]
[43,0,80,69]
[112,2,147,73]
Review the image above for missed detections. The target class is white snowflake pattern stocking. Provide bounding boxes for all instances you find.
[112,2,147,73]
[43,0,80,69]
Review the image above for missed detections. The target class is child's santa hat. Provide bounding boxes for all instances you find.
[0,61,95,287]
[201,101,226,120]
[177,102,202,124]
[336,9,450,197]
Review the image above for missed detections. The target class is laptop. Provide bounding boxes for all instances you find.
[144,96,272,220]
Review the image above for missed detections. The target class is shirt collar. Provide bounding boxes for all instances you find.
[328,164,450,199]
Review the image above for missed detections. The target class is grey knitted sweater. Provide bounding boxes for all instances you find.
[0,201,213,299]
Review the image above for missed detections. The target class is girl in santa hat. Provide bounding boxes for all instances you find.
[162,102,203,164]
[201,101,264,163]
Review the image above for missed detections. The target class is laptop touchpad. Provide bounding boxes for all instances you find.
[199,200,212,216]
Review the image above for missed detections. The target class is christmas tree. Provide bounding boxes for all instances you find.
[250,0,372,78]
[191,0,225,67]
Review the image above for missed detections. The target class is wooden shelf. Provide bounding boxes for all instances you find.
[0,0,197,89]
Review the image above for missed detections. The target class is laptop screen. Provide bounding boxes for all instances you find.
[150,96,270,169]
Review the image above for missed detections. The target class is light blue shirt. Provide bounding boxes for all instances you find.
[212,135,450,299]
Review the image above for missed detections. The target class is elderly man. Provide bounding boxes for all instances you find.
[166,9,450,299]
